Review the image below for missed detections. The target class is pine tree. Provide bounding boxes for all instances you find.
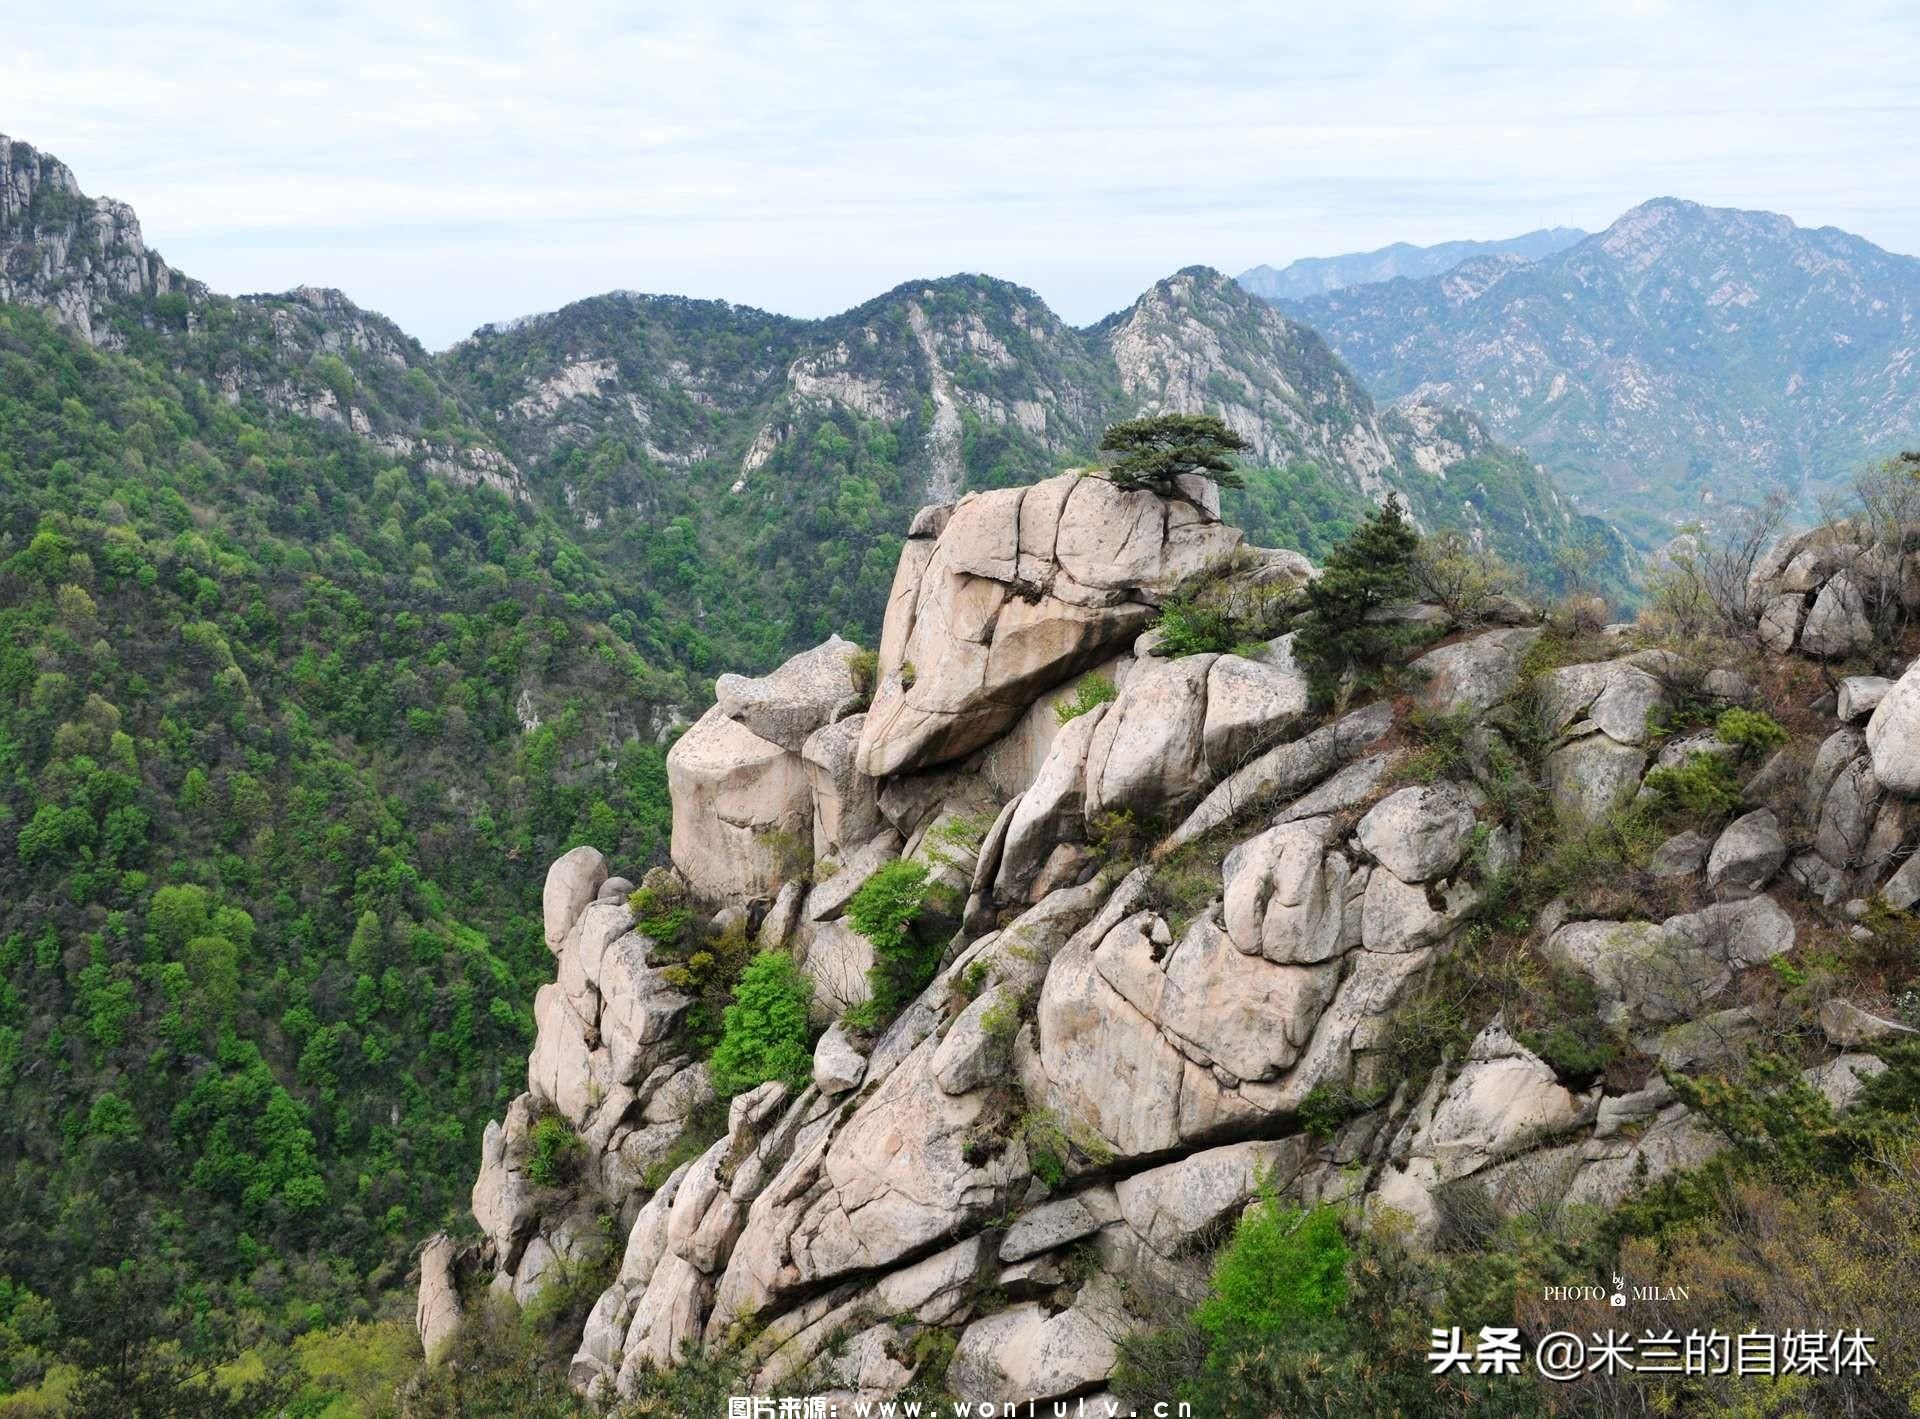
[1295,494,1421,681]
[1099,413,1248,495]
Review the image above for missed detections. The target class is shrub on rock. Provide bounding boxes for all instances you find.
[708,951,815,1097]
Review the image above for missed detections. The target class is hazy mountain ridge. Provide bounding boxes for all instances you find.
[453,265,1629,615]
[1281,197,1920,543]
[1237,226,1586,301]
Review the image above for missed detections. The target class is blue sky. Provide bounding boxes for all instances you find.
[7,1,1918,347]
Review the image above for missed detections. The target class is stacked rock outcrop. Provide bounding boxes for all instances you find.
[425,474,1920,1409]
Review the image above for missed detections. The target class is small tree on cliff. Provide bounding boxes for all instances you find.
[1099,413,1248,495]
[1295,493,1421,684]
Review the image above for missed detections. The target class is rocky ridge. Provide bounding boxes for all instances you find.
[0,133,526,497]
[426,471,1920,1409]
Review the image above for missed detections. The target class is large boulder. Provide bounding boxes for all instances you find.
[1411,627,1541,717]
[1114,1138,1309,1255]
[1705,808,1786,899]
[1090,913,1341,1083]
[667,705,812,902]
[1838,676,1894,724]
[1867,660,1920,795]
[1542,920,1726,1028]
[1222,819,1352,964]
[1536,659,1666,745]
[1543,897,1794,1028]
[716,635,862,752]
[1169,700,1394,847]
[1819,999,1918,1047]
[1419,1018,1585,1179]
[1355,784,1478,883]
[801,714,883,860]
[948,1276,1129,1406]
[544,845,608,951]
[856,474,1239,777]
[1545,735,1646,829]
[416,1234,463,1362]
[1083,655,1216,820]
[1756,593,1806,653]
[1200,642,1313,767]
[1799,571,1873,658]
[996,702,1109,897]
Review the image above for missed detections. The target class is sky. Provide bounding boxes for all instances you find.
[6,1,1919,349]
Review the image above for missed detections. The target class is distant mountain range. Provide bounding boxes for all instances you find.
[1267,199,1920,544]
[0,131,1624,611]
[1237,228,1586,301]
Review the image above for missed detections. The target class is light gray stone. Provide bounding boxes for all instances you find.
[717,636,863,753]
[1799,571,1873,658]
[1355,783,1478,883]
[812,1020,868,1095]
[1802,1053,1888,1112]
[806,830,904,922]
[667,705,812,903]
[1649,829,1712,879]
[1705,809,1786,899]
[947,1277,1128,1406]
[1114,1138,1309,1256]
[1867,660,1920,795]
[1838,676,1895,723]
[1819,999,1917,1047]
[1411,626,1542,716]
[543,845,608,952]
[999,1193,1108,1262]
[1546,735,1646,829]
[416,1234,462,1361]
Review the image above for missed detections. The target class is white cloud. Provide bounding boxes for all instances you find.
[5,0,1917,346]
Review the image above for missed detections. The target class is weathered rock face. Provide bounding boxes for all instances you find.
[1867,660,1920,795]
[717,634,863,752]
[440,476,1911,1407]
[0,135,203,348]
[856,473,1241,777]
[416,1234,463,1362]
[667,705,813,902]
[1411,627,1541,716]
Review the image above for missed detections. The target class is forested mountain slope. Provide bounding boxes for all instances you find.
[0,128,1624,1407]
[450,265,1632,651]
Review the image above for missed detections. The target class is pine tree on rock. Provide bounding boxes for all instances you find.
[1098,413,1248,495]
[1295,493,1421,682]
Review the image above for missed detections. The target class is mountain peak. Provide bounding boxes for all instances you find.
[1,132,200,346]
[1288,195,1920,543]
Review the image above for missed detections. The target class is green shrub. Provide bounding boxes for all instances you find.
[845,858,935,1027]
[525,1113,582,1188]
[1153,595,1246,656]
[1525,1024,1617,1085]
[1196,1195,1348,1341]
[707,951,815,1097]
[629,875,696,951]
[1054,675,1119,724]
[1297,1082,1372,1140]
[1643,751,1742,821]
[1715,706,1789,755]
[1294,494,1421,686]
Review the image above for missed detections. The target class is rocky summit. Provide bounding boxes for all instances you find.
[425,469,1920,1411]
